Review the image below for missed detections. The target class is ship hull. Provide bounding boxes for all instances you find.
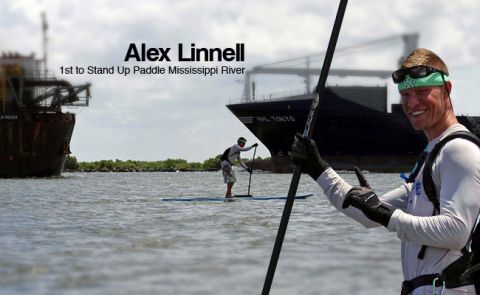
[227,89,480,173]
[0,112,75,177]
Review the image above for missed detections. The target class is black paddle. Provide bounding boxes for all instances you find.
[342,166,371,209]
[247,146,257,196]
[354,166,370,188]
[262,1,348,294]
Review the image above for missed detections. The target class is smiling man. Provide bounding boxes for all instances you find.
[291,48,480,294]
[395,50,457,141]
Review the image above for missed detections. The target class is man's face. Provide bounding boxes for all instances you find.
[400,85,449,135]
[239,142,245,147]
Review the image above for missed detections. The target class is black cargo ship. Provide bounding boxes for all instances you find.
[226,34,480,172]
[227,88,480,172]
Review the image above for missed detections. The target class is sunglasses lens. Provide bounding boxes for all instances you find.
[392,66,438,83]
[392,70,405,83]
[409,66,428,78]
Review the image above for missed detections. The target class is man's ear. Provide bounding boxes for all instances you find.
[443,81,454,110]
[444,80,452,96]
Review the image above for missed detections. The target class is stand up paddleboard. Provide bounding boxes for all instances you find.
[162,193,313,202]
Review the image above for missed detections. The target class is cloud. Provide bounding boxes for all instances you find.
[2,0,480,162]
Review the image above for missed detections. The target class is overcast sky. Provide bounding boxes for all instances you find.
[1,0,479,162]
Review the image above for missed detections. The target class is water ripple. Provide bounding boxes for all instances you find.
[0,171,404,294]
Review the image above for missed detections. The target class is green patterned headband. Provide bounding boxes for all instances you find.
[398,72,449,91]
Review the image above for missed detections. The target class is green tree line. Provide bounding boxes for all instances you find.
[64,155,268,172]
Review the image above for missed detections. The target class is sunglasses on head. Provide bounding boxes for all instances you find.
[391,65,448,84]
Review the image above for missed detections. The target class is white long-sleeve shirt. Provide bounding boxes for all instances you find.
[226,144,255,169]
[315,124,480,294]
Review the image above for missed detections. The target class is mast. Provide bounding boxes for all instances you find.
[41,12,48,76]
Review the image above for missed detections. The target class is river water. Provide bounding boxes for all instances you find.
[0,171,406,294]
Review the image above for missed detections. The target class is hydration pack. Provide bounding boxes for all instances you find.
[406,131,480,290]
[221,147,231,163]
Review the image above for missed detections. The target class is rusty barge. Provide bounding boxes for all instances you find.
[0,53,90,177]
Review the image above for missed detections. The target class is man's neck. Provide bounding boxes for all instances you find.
[425,113,458,141]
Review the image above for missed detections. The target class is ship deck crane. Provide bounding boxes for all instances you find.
[242,33,419,102]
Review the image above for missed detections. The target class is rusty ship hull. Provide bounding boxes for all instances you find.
[0,112,75,177]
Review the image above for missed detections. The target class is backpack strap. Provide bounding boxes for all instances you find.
[405,151,428,184]
[422,131,480,214]
[417,130,480,260]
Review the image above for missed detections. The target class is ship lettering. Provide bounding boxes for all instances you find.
[87,66,114,74]
[0,114,18,120]
[256,116,271,122]
[178,43,244,62]
[270,116,295,122]
[124,43,171,62]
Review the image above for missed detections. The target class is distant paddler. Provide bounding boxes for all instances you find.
[221,137,258,198]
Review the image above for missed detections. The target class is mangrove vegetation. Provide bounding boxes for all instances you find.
[64,155,272,172]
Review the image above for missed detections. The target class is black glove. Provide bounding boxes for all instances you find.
[342,187,394,227]
[253,143,259,147]
[290,133,330,180]
[246,168,253,174]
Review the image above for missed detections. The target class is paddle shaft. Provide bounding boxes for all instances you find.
[342,166,371,209]
[261,1,348,294]
[247,146,257,196]
[354,166,371,188]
